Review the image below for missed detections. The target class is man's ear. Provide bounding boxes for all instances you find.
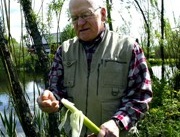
[101,7,107,22]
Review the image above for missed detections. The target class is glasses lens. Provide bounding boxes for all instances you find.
[70,8,100,23]
[71,16,78,22]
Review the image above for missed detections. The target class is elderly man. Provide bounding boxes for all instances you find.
[37,0,152,136]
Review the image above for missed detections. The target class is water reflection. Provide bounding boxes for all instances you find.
[0,94,9,112]
[25,81,44,111]
[0,70,9,94]
[0,71,45,136]
[152,65,177,79]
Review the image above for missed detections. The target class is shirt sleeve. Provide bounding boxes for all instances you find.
[112,42,153,130]
[48,46,67,99]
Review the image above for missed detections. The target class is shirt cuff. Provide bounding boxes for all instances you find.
[111,117,124,131]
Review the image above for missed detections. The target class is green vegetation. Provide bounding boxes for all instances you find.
[138,76,180,137]
[0,109,16,137]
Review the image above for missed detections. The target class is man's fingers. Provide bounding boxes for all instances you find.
[97,130,105,137]
[42,100,52,106]
[52,101,59,107]
[41,90,51,100]
[41,90,57,101]
[87,133,97,137]
[40,105,58,113]
[42,101,59,113]
[37,90,59,113]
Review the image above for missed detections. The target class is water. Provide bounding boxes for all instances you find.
[151,65,177,79]
[0,80,44,136]
[0,94,9,112]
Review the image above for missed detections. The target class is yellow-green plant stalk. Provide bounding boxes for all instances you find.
[61,98,100,135]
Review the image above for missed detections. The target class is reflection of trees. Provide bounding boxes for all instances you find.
[0,70,9,93]
[0,69,44,95]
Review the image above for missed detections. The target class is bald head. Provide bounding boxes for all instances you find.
[69,0,104,12]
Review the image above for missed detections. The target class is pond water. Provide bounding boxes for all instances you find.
[151,65,176,80]
[0,80,44,136]
[0,65,176,136]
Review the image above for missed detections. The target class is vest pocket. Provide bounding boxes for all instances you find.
[63,60,77,87]
[100,60,127,88]
[97,60,127,100]
[101,101,120,123]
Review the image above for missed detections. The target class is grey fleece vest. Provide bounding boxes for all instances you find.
[61,29,134,136]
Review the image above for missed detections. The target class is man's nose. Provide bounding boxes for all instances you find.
[77,17,86,25]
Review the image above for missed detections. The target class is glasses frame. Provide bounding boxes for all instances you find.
[69,7,101,24]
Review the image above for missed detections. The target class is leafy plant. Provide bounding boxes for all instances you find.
[0,109,17,137]
[138,76,180,137]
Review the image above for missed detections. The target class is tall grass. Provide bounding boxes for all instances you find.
[0,103,50,137]
[0,109,17,137]
[34,108,49,137]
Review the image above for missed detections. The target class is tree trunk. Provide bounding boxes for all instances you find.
[133,0,154,79]
[19,0,50,85]
[160,0,165,80]
[134,0,150,60]
[0,20,39,137]
[106,0,113,31]
[19,0,60,136]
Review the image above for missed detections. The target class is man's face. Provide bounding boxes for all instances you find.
[69,0,106,41]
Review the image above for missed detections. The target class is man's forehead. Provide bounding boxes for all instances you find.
[69,0,104,10]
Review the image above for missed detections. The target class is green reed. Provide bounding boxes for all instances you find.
[0,108,17,137]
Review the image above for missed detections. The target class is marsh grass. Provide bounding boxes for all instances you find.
[34,108,49,137]
[0,109,17,137]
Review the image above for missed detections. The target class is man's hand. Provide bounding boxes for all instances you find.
[98,119,119,137]
[37,90,59,113]
[88,120,119,137]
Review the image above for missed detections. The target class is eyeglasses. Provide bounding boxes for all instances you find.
[70,7,101,24]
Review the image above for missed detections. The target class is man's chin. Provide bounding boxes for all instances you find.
[79,37,92,42]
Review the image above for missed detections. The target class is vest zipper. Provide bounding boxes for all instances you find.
[96,63,100,95]
[84,69,90,135]
[85,71,90,116]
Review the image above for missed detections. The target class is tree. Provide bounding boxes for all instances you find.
[134,0,151,60]
[160,0,165,80]
[106,0,113,31]
[60,24,76,43]
[0,18,39,137]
